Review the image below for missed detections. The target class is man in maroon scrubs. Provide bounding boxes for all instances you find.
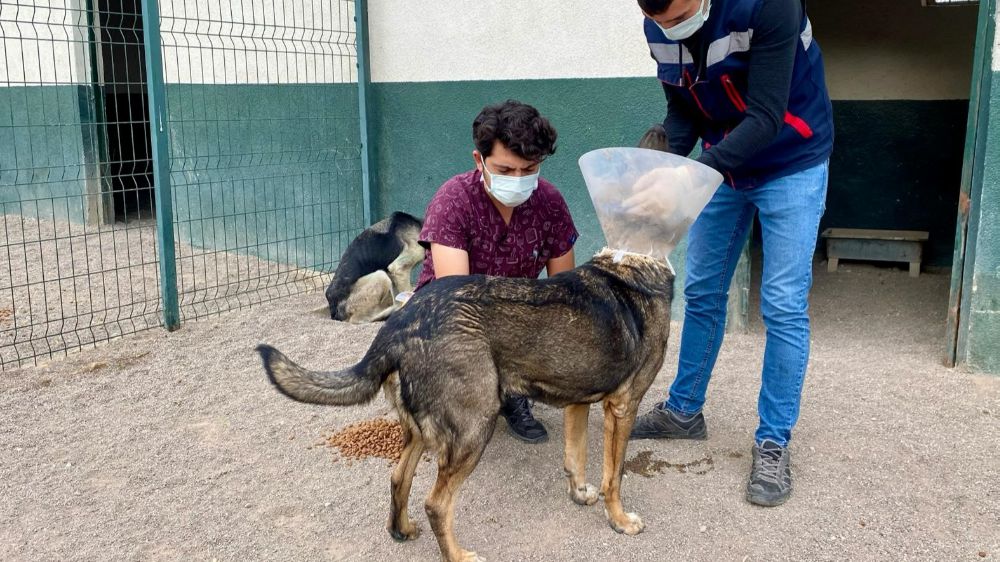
[414,100,579,444]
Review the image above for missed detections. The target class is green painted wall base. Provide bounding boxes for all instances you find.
[163,84,366,272]
[825,100,967,267]
[369,77,670,255]
[1,83,368,273]
[962,71,1000,374]
[0,86,96,223]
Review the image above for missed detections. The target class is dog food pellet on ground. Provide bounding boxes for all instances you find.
[326,418,403,462]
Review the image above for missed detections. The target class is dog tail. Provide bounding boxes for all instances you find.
[256,341,395,406]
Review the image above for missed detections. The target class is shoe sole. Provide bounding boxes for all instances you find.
[746,490,790,507]
[506,426,549,444]
[629,431,708,441]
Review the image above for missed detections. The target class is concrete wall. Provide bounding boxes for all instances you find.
[0,0,91,86]
[811,0,979,100]
[962,3,1000,373]
[810,0,979,266]
[1,0,365,271]
[160,0,357,84]
[365,0,981,304]
[369,0,650,82]
[157,0,364,271]
[995,4,1000,72]
[0,0,97,223]
[368,0,698,316]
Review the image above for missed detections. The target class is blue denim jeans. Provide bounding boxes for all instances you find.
[664,160,829,447]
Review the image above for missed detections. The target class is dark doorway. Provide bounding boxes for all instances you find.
[94,0,154,222]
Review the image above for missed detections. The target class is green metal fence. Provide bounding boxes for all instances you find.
[1,0,368,369]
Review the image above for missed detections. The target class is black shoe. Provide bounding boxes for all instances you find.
[629,404,708,440]
[500,395,548,444]
[747,439,792,507]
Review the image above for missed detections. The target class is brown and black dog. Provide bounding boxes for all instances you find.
[256,249,674,562]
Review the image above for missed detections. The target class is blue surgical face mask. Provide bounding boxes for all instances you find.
[480,157,539,207]
[656,0,711,41]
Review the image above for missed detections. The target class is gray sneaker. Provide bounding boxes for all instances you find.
[629,405,708,440]
[747,440,792,507]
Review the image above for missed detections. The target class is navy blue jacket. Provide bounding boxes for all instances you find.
[645,0,834,188]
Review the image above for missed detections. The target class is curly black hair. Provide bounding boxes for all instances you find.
[638,0,676,15]
[472,100,557,163]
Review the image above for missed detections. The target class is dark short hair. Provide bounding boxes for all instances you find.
[472,100,557,163]
[638,0,674,15]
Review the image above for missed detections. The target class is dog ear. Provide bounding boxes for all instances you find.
[637,124,669,152]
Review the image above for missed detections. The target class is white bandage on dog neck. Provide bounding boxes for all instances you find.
[613,249,626,263]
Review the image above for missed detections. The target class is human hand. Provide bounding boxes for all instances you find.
[621,166,693,219]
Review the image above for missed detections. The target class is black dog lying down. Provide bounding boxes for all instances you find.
[324,211,423,323]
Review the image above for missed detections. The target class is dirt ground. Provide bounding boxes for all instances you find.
[2,260,998,561]
[0,214,326,369]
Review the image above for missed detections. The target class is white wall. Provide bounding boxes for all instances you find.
[0,0,360,87]
[367,0,653,83]
[993,3,1000,72]
[368,0,985,100]
[160,0,357,84]
[810,0,980,100]
[0,0,90,85]
[3,0,990,89]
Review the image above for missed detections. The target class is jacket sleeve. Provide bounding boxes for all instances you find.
[696,0,802,173]
[662,82,701,158]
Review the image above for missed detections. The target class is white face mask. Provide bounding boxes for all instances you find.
[656,0,711,41]
[480,157,539,207]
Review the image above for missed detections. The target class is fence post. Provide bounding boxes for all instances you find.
[355,0,373,226]
[139,0,180,331]
[83,0,112,225]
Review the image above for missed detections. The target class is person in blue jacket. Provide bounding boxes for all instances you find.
[628,0,834,507]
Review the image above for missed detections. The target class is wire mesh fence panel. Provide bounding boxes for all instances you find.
[1,0,365,370]
[157,0,364,320]
[1,0,163,369]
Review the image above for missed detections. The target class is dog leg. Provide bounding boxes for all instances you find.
[383,372,426,540]
[382,372,402,410]
[387,238,424,294]
[388,416,426,542]
[599,399,619,498]
[600,397,645,536]
[425,429,492,562]
[344,271,395,323]
[564,403,599,506]
[367,303,399,322]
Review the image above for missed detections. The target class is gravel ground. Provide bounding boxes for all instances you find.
[0,214,327,369]
[1,260,998,561]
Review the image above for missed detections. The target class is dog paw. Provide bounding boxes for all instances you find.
[609,512,645,536]
[388,522,420,542]
[455,549,485,562]
[570,483,600,506]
